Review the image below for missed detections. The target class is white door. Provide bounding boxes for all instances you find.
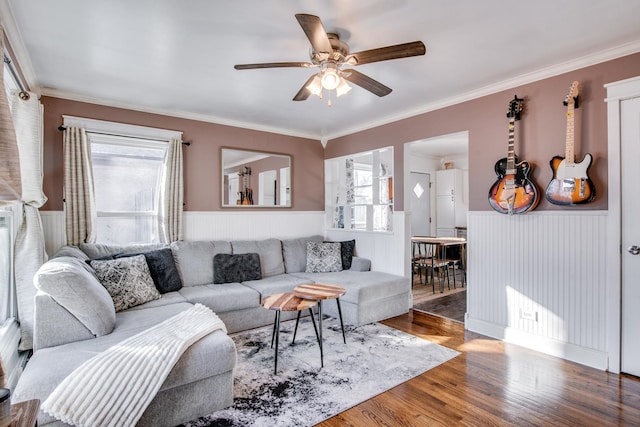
[621,95,640,377]
[409,172,430,236]
[258,170,277,205]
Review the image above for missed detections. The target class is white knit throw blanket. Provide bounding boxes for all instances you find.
[42,303,227,427]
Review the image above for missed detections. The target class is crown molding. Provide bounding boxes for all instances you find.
[40,87,322,142]
[0,0,39,96]
[323,39,640,141]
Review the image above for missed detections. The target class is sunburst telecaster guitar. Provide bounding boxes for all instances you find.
[488,96,539,215]
[545,81,595,205]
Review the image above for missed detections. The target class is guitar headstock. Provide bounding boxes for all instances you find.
[506,95,524,121]
[563,81,579,107]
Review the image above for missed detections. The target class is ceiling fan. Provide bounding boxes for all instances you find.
[234,14,426,102]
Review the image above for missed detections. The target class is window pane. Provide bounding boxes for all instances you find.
[91,142,165,212]
[96,216,159,245]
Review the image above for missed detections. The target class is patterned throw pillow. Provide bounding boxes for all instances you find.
[325,239,356,270]
[305,241,343,273]
[91,254,161,312]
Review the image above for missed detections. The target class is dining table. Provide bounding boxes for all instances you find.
[411,236,467,292]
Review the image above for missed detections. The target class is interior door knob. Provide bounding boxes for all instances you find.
[628,245,640,255]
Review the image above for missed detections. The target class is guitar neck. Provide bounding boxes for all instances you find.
[506,117,516,174]
[565,99,575,165]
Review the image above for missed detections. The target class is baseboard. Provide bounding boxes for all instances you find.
[465,316,609,371]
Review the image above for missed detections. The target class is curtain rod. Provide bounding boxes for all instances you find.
[3,54,30,100]
[57,126,191,146]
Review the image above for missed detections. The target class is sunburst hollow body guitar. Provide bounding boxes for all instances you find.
[488,96,539,215]
[545,81,595,205]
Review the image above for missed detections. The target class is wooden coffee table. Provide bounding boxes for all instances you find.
[261,292,320,374]
[293,283,347,368]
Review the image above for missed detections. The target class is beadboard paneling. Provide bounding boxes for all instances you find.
[40,211,66,256]
[182,211,325,241]
[42,211,325,255]
[466,211,608,369]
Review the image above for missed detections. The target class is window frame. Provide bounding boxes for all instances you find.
[62,116,182,245]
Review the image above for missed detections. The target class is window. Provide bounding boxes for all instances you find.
[90,134,167,245]
[326,147,394,232]
[63,116,183,245]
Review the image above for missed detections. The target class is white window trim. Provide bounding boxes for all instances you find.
[62,115,182,141]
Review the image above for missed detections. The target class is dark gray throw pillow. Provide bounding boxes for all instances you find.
[115,248,182,293]
[213,253,262,284]
[325,239,356,270]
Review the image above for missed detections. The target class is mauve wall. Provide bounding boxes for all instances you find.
[40,97,324,211]
[326,52,640,212]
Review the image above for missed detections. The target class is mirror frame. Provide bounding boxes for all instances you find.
[220,147,292,208]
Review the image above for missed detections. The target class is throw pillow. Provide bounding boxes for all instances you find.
[325,239,356,270]
[305,241,343,273]
[213,253,262,284]
[91,255,161,312]
[115,248,182,293]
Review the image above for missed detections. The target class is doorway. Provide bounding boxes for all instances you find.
[406,132,469,322]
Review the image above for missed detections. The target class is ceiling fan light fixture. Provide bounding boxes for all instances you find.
[306,74,323,97]
[335,77,352,97]
[320,64,340,90]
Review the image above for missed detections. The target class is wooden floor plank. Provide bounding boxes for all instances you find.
[316,310,640,426]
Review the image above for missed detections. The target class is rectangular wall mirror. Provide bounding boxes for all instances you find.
[221,148,292,207]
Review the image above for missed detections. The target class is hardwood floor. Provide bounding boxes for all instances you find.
[317,310,640,426]
[413,291,466,322]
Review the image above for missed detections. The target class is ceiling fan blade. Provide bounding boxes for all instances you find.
[295,14,333,57]
[234,62,313,70]
[349,41,426,65]
[342,69,392,97]
[293,75,317,101]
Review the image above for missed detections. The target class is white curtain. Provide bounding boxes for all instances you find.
[10,90,47,351]
[64,127,97,246]
[0,37,21,202]
[159,138,183,243]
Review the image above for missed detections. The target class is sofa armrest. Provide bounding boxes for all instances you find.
[33,292,95,351]
[349,256,371,271]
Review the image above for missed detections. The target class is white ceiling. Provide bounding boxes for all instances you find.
[4,0,640,141]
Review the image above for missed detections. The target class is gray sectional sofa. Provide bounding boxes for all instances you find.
[13,236,410,426]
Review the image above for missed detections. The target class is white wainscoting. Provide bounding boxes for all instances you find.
[40,211,66,256]
[466,210,609,370]
[41,211,326,255]
[182,211,325,241]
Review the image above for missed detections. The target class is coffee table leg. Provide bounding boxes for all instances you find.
[274,310,281,374]
[309,308,320,344]
[292,311,302,344]
[271,312,277,348]
[336,298,346,344]
[317,301,324,368]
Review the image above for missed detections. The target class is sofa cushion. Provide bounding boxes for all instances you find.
[79,242,166,259]
[291,270,410,305]
[51,246,89,261]
[282,235,324,273]
[91,255,161,312]
[179,283,260,313]
[326,239,356,270]
[213,253,261,284]
[116,248,182,293]
[241,273,314,298]
[305,241,342,273]
[170,241,232,286]
[231,239,284,278]
[34,256,116,337]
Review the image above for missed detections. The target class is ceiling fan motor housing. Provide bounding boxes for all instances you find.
[310,33,350,65]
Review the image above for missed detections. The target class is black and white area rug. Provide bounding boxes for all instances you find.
[183,317,459,427]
